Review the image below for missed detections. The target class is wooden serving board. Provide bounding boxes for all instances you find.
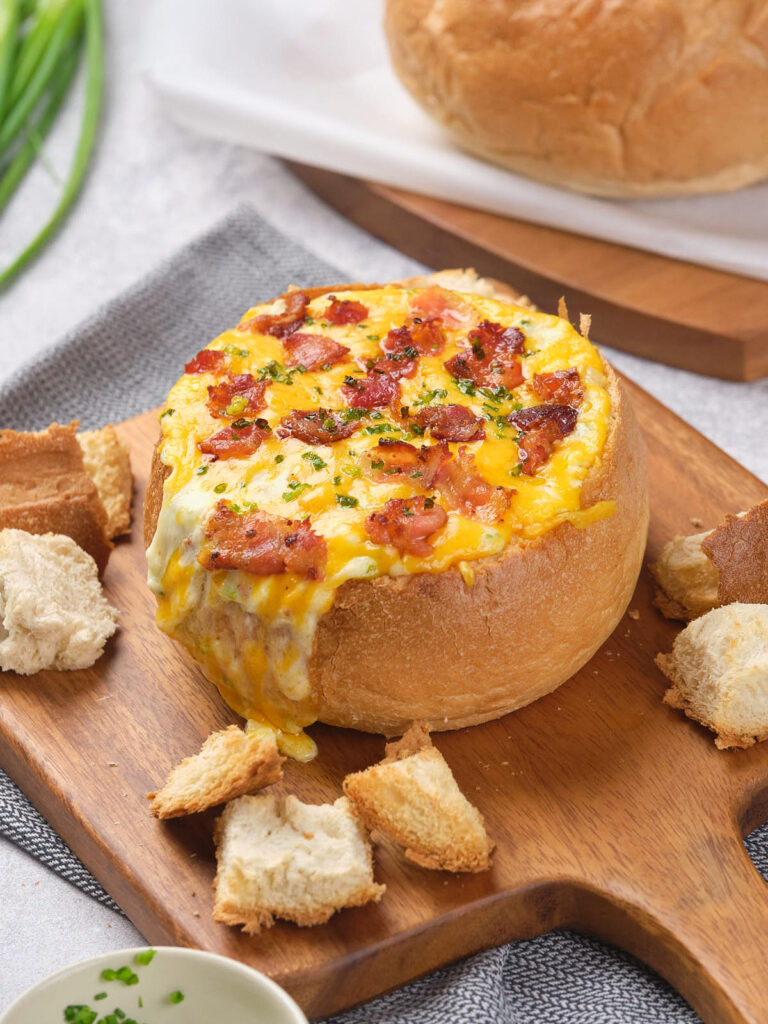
[288,162,768,382]
[2,381,768,1023]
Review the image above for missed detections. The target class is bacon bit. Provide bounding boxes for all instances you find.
[341,372,400,408]
[434,447,512,523]
[283,332,349,370]
[410,287,474,329]
[185,349,227,375]
[199,502,326,579]
[414,404,485,442]
[508,404,578,475]
[323,296,369,325]
[239,290,309,339]
[532,369,583,407]
[198,419,271,459]
[364,496,448,556]
[207,374,270,419]
[276,408,360,444]
[444,320,525,390]
[360,439,451,485]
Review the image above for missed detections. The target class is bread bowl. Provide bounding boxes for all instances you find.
[144,272,648,758]
[384,0,768,197]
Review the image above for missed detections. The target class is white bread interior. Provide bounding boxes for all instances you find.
[148,726,284,819]
[650,532,720,621]
[213,793,385,934]
[656,603,768,749]
[0,528,118,674]
[384,0,768,197]
[343,723,494,872]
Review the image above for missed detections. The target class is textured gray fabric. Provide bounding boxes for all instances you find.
[0,205,765,1023]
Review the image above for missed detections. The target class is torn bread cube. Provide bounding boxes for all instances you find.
[656,603,768,749]
[649,531,719,621]
[0,529,118,674]
[148,726,284,818]
[0,422,111,571]
[213,794,385,934]
[78,425,133,539]
[343,723,494,873]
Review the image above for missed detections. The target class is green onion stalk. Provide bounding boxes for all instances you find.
[0,0,103,290]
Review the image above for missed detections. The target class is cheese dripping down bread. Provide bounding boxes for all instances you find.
[145,277,648,759]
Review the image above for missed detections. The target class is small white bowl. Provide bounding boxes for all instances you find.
[0,946,308,1024]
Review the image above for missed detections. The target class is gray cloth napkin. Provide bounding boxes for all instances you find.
[1,205,765,1023]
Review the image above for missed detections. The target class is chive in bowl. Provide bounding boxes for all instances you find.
[0,946,308,1024]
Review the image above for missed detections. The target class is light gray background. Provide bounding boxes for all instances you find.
[1,0,766,1010]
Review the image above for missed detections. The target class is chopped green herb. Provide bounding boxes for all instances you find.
[341,464,361,478]
[454,378,476,396]
[335,494,358,508]
[409,470,422,478]
[357,323,368,329]
[160,408,175,419]
[213,482,227,493]
[195,465,208,475]
[115,966,139,986]
[282,481,311,502]
[114,1010,126,1020]
[64,1008,97,1024]
[256,359,299,385]
[371,459,384,470]
[369,410,383,420]
[521,349,539,358]
[274,454,285,463]
[221,582,238,600]
[332,474,341,486]
[364,423,398,435]
[365,334,380,341]
[509,464,523,477]
[519,317,532,326]
[224,394,248,416]
[305,316,314,325]
[138,997,143,1009]
[100,970,117,982]
[169,991,185,1005]
[224,344,249,357]
[302,451,327,471]
[413,387,447,407]
[340,407,368,421]
[94,993,108,1001]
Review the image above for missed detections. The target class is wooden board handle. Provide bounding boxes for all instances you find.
[572,830,768,1024]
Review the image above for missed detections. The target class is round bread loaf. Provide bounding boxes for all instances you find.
[145,273,648,753]
[385,0,768,197]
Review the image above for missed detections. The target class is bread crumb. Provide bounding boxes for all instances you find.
[628,609,640,620]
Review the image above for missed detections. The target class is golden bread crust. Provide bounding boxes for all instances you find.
[702,500,768,607]
[385,0,768,197]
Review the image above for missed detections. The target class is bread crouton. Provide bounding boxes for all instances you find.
[656,603,768,749]
[702,500,768,607]
[148,726,284,818]
[343,723,494,873]
[0,422,111,572]
[649,531,719,621]
[78,426,133,538]
[213,794,385,934]
[0,529,118,674]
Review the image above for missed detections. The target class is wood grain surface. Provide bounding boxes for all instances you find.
[287,162,768,383]
[2,380,768,1023]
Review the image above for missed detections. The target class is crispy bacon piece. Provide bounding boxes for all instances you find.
[239,290,309,339]
[532,369,583,407]
[445,320,525,391]
[508,404,578,475]
[199,502,326,579]
[360,439,451,485]
[198,419,271,459]
[414,404,485,442]
[434,447,512,523]
[364,495,448,557]
[409,287,474,329]
[323,296,369,324]
[382,318,446,359]
[341,372,400,408]
[276,408,360,444]
[283,332,349,371]
[207,374,269,419]
[185,348,227,375]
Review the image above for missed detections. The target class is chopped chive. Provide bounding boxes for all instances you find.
[94,993,107,1001]
[332,474,341,485]
[169,991,185,1004]
[134,949,156,965]
[302,451,327,471]
[196,465,208,475]
[100,970,117,981]
[282,481,311,502]
[213,482,226,493]
[274,453,284,463]
[335,494,358,508]
[160,408,175,419]
[224,344,249,357]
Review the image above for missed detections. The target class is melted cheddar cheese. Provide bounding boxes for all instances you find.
[147,286,614,760]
